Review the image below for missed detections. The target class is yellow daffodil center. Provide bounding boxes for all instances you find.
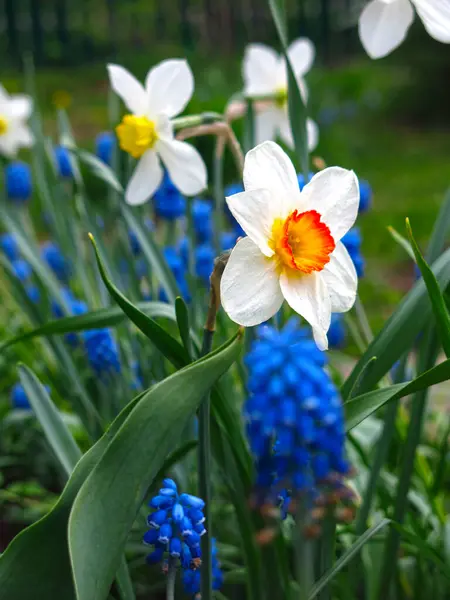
[0,116,8,136]
[116,114,158,159]
[270,209,335,274]
[274,87,288,109]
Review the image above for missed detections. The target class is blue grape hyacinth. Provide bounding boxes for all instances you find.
[154,172,186,220]
[0,232,20,261]
[11,258,32,282]
[82,328,121,376]
[5,161,32,203]
[358,179,372,213]
[328,313,346,349]
[11,382,50,410]
[192,198,213,243]
[244,318,351,518]
[182,538,223,597]
[342,227,364,278]
[159,247,190,303]
[144,478,206,570]
[195,243,215,286]
[41,241,71,282]
[54,145,74,178]
[95,132,115,166]
[52,288,87,346]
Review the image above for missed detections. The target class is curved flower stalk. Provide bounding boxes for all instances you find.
[0,85,33,157]
[241,40,319,151]
[359,0,450,59]
[220,141,359,350]
[107,60,207,206]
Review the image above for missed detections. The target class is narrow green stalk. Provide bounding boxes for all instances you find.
[212,141,224,254]
[294,502,314,600]
[172,112,223,131]
[354,296,373,344]
[317,515,335,600]
[166,561,177,600]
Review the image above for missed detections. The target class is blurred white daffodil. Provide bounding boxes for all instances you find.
[220,141,359,350]
[359,0,450,59]
[0,85,33,158]
[242,40,319,152]
[108,60,207,205]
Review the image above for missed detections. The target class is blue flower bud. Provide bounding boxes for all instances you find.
[157,523,172,544]
[184,532,201,548]
[172,503,184,523]
[26,284,40,304]
[143,529,159,545]
[328,313,346,349]
[95,132,116,166]
[162,478,177,491]
[169,537,182,557]
[11,383,31,410]
[54,145,74,178]
[0,232,19,261]
[187,508,205,525]
[82,328,121,376]
[179,493,205,510]
[146,547,164,564]
[220,231,237,251]
[194,522,206,536]
[159,487,177,497]
[358,179,372,213]
[12,258,32,282]
[5,161,32,203]
[147,509,168,528]
[154,172,186,220]
[41,241,71,282]
[342,227,364,278]
[179,516,194,536]
[192,198,213,243]
[195,243,215,284]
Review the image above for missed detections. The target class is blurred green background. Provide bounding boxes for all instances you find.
[1,0,450,328]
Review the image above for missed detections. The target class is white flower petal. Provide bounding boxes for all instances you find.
[125,151,163,206]
[243,44,280,97]
[7,95,33,120]
[412,0,450,42]
[322,241,357,313]
[157,138,207,196]
[243,141,302,217]
[221,237,283,326]
[300,167,359,241]
[225,188,275,257]
[277,111,294,149]
[107,64,148,115]
[307,118,319,152]
[12,124,34,148]
[358,0,414,59]
[254,107,280,145]
[146,59,194,118]
[287,38,315,77]
[0,131,18,157]
[279,270,331,350]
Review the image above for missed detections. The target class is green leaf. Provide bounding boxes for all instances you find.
[425,189,450,263]
[387,226,415,260]
[342,247,450,397]
[308,519,391,600]
[68,331,243,600]
[0,302,177,353]
[345,358,450,430]
[68,146,123,193]
[0,392,142,600]
[406,218,450,358]
[175,296,193,359]
[89,233,188,367]
[121,205,180,303]
[18,365,82,477]
[268,0,308,175]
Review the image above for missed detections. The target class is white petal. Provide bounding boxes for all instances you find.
[146,59,194,118]
[358,0,414,59]
[157,138,207,196]
[254,107,280,145]
[13,124,34,148]
[225,188,275,257]
[0,132,18,157]
[107,64,148,115]
[220,237,283,326]
[287,38,315,77]
[243,44,279,97]
[307,118,319,152]
[300,167,359,241]
[125,151,163,206]
[412,0,450,42]
[279,270,331,350]
[322,241,357,313]
[243,141,302,217]
[8,95,33,120]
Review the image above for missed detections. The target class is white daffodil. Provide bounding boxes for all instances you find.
[359,0,450,59]
[242,40,319,152]
[220,141,359,350]
[0,85,33,158]
[108,60,207,205]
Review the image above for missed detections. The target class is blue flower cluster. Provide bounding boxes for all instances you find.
[328,313,346,349]
[144,478,205,569]
[51,287,88,347]
[182,538,223,597]
[0,232,40,303]
[95,132,116,166]
[342,227,364,278]
[41,241,71,283]
[11,382,50,411]
[54,145,74,179]
[244,318,350,512]
[82,328,121,377]
[159,247,191,303]
[4,161,32,203]
[154,172,186,220]
[358,179,372,213]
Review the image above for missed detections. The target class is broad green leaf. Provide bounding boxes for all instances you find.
[68,331,243,600]
[387,226,415,260]
[406,218,450,358]
[89,234,188,367]
[308,519,391,600]
[345,358,450,430]
[175,296,193,359]
[18,365,81,477]
[342,247,450,397]
[0,392,142,600]
[121,205,180,303]
[0,302,176,353]
[268,0,308,175]
[68,146,123,193]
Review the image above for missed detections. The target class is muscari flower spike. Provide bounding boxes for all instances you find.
[95,131,116,166]
[342,227,364,278]
[192,198,213,243]
[5,161,32,203]
[82,328,121,377]
[54,145,74,178]
[52,287,88,346]
[11,258,32,283]
[0,232,19,261]
[144,478,206,571]
[182,538,223,597]
[244,318,351,518]
[358,179,372,213]
[11,382,50,411]
[195,243,215,286]
[159,247,190,303]
[154,171,186,221]
[41,241,71,283]
[328,313,346,349]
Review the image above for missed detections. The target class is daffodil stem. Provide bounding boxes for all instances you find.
[172,112,223,131]
[294,502,314,600]
[166,561,177,600]
[354,295,373,344]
